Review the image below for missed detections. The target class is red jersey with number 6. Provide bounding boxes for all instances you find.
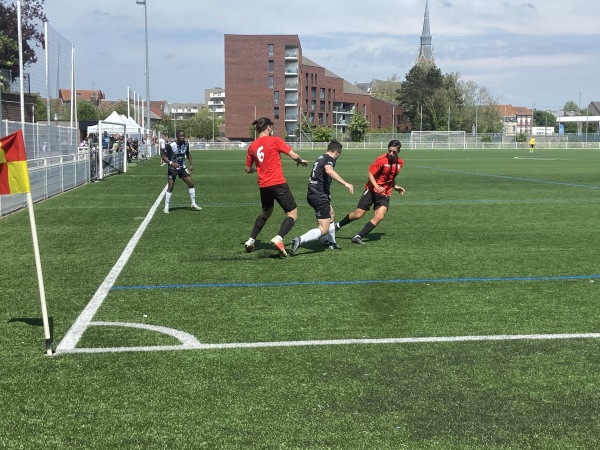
[246,135,293,188]
[366,153,404,196]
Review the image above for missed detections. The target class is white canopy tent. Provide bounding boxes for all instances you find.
[87,111,145,135]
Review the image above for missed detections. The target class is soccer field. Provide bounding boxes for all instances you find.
[1,147,599,448]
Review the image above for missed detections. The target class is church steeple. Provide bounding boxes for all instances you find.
[416,0,435,65]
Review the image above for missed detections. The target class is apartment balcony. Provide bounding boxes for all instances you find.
[285,48,299,60]
[285,98,298,105]
[285,64,298,75]
[284,81,298,91]
[285,114,298,122]
[333,107,355,114]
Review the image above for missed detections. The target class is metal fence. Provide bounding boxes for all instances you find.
[1,120,88,217]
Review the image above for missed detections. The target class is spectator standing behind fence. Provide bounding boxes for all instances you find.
[161,129,202,213]
[101,131,109,150]
[243,117,308,257]
[335,140,405,245]
[290,140,353,255]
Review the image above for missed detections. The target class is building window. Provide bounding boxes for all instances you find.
[274,107,279,120]
[320,88,325,99]
[311,100,316,111]
[274,91,279,105]
[268,44,274,57]
[268,60,274,73]
[268,75,274,89]
[311,87,316,98]
[320,100,325,112]
[310,74,314,85]
[328,89,331,99]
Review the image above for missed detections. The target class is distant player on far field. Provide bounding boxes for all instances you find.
[529,136,536,153]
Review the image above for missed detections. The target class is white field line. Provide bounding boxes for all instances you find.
[54,183,600,356]
[56,331,600,355]
[54,185,168,354]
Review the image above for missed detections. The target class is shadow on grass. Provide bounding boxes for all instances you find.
[9,317,55,342]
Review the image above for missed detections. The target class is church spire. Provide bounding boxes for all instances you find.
[416,0,435,65]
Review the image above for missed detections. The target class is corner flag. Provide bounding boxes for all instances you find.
[0,130,31,195]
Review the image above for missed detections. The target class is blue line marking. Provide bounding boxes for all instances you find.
[112,274,600,291]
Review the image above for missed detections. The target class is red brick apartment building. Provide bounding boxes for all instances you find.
[224,34,409,141]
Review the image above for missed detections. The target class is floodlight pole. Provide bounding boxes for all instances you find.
[137,0,150,137]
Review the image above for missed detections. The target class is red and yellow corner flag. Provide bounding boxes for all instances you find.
[0,130,31,195]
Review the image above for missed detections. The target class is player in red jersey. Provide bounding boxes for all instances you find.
[244,117,307,257]
[335,140,405,244]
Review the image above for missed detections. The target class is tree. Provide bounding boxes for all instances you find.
[0,32,18,90]
[457,80,502,133]
[0,0,47,79]
[186,110,220,141]
[312,126,333,142]
[533,110,556,132]
[396,64,502,133]
[77,100,100,121]
[396,64,444,131]
[34,95,46,121]
[563,100,580,116]
[348,111,368,142]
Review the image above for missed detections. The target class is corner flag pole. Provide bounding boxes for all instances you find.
[18,0,52,355]
[27,193,53,355]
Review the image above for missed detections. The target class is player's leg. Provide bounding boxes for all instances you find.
[164,176,175,213]
[182,175,201,210]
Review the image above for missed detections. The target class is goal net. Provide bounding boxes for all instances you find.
[410,131,466,150]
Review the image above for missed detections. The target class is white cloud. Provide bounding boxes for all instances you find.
[35,0,599,108]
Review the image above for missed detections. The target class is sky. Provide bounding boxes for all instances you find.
[37,0,600,112]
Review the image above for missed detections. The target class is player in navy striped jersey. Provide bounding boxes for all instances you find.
[161,129,202,213]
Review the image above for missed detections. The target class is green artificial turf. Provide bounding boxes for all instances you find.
[1,148,599,448]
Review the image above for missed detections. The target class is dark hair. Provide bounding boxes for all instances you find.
[388,139,402,150]
[327,140,342,153]
[252,117,274,133]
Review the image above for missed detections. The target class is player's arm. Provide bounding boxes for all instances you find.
[162,145,173,166]
[245,152,256,173]
[367,170,384,193]
[393,185,405,195]
[325,164,353,194]
[288,149,308,167]
[185,148,194,173]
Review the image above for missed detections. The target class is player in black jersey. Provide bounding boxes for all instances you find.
[290,140,353,255]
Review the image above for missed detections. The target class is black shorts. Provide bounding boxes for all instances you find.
[356,189,390,211]
[167,166,191,180]
[259,183,297,213]
[307,192,331,220]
